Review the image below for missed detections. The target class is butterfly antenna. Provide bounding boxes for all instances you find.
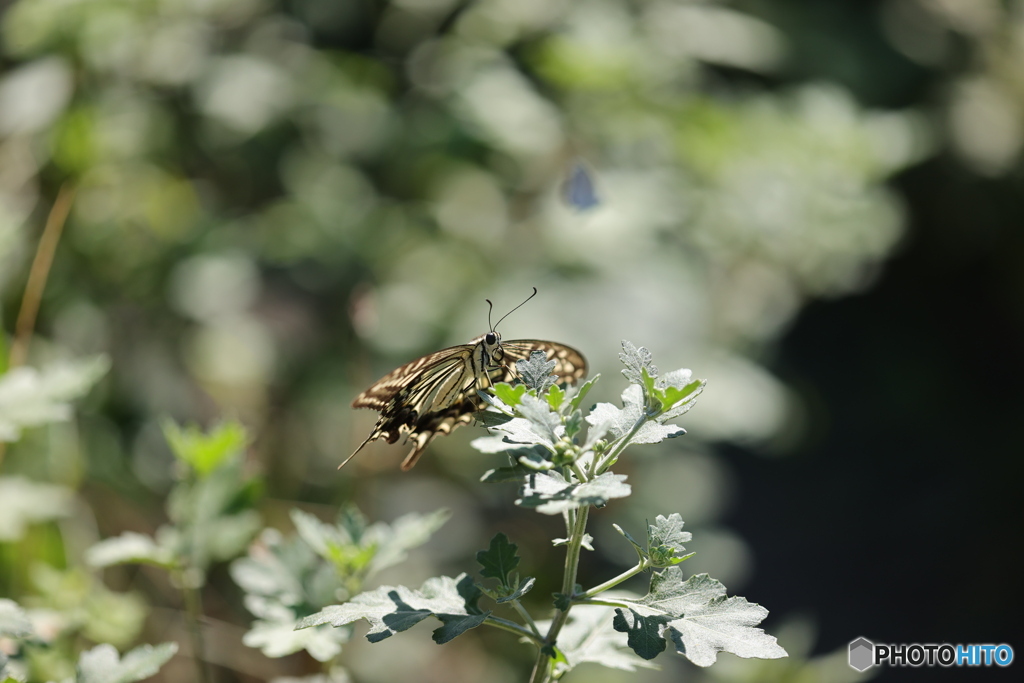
[491,287,538,332]
[486,298,495,331]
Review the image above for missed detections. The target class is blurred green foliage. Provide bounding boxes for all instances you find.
[1,0,1017,681]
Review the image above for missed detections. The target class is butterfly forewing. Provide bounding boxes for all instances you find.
[346,337,587,470]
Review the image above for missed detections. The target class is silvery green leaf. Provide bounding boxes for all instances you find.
[490,416,556,450]
[470,435,534,454]
[658,368,693,389]
[0,356,109,442]
[543,601,659,676]
[619,341,657,387]
[298,574,490,645]
[647,514,692,560]
[517,471,631,515]
[516,394,562,442]
[614,568,787,666]
[76,642,178,683]
[495,576,536,603]
[0,476,73,541]
[85,532,177,569]
[553,533,594,551]
[0,599,31,638]
[517,351,557,392]
[589,386,686,446]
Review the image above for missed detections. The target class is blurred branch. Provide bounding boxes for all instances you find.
[0,183,76,471]
[9,183,77,369]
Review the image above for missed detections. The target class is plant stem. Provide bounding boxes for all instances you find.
[181,576,213,683]
[577,562,647,600]
[0,184,76,471]
[485,615,544,644]
[528,504,591,683]
[9,184,76,369]
[510,599,542,638]
[595,413,649,474]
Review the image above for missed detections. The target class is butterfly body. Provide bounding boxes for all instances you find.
[348,332,586,470]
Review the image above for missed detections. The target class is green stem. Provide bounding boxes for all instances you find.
[509,599,542,638]
[594,413,649,474]
[528,504,591,683]
[578,561,647,600]
[180,575,212,683]
[485,615,543,643]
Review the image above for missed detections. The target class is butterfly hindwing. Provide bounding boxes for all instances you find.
[346,336,587,470]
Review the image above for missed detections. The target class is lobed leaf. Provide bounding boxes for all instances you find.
[517,471,631,515]
[517,351,557,392]
[476,533,520,587]
[298,574,490,645]
[614,568,787,667]
[619,341,658,387]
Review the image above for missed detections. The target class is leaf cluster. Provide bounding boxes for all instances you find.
[231,506,449,662]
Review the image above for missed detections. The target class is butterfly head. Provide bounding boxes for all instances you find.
[483,330,503,362]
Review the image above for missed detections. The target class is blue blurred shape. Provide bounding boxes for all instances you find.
[562,159,600,211]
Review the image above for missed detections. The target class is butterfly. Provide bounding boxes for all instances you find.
[344,289,587,471]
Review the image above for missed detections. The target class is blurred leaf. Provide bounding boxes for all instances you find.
[76,642,177,683]
[0,599,32,637]
[0,476,73,541]
[517,471,631,515]
[242,609,349,662]
[85,531,176,569]
[26,565,147,648]
[298,574,490,645]
[516,351,557,393]
[162,420,247,478]
[0,356,109,442]
[614,569,787,666]
[476,533,520,588]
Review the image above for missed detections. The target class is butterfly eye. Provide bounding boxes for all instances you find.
[485,332,498,345]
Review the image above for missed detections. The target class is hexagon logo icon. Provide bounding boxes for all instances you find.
[849,637,875,671]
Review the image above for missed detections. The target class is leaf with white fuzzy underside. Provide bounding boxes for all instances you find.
[517,471,631,514]
[516,351,557,392]
[614,568,787,666]
[536,597,658,677]
[587,385,685,445]
[298,574,489,645]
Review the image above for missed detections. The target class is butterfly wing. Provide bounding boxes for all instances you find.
[499,340,589,384]
[346,338,588,471]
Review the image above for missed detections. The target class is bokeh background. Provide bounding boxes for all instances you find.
[1,0,1021,681]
